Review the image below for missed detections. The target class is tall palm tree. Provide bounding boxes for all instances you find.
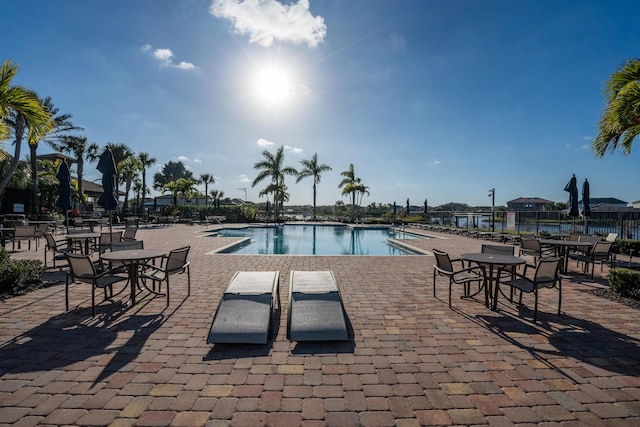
[252,146,298,221]
[105,142,134,204]
[296,153,332,221]
[593,58,640,156]
[119,156,141,214]
[137,152,156,213]
[199,173,215,206]
[0,60,52,200]
[338,163,362,221]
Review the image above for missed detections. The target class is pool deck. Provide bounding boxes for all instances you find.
[1,223,639,426]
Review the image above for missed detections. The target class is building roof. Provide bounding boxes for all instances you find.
[506,197,555,204]
[587,197,628,205]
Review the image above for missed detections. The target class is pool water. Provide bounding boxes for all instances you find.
[213,225,422,255]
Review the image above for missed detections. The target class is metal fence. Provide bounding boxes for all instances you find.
[425,210,640,240]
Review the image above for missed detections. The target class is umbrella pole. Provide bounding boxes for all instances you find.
[65,210,69,234]
[109,210,113,233]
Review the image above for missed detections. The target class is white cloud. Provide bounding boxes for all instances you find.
[284,145,303,154]
[211,0,326,48]
[432,160,441,165]
[144,44,196,70]
[194,158,203,163]
[176,155,190,162]
[239,174,251,182]
[257,138,275,147]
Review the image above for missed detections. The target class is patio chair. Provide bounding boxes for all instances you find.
[97,231,123,254]
[105,240,144,272]
[208,271,280,344]
[574,241,614,278]
[122,227,137,242]
[519,238,554,263]
[11,225,38,251]
[65,253,128,316]
[287,270,349,341]
[605,233,618,242]
[44,233,74,268]
[481,244,517,279]
[139,246,190,306]
[494,257,562,322]
[432,249,483,307]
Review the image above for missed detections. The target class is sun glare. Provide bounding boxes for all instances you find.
[253,65,292,106]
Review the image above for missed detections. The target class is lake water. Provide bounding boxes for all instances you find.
[212,224,422,255]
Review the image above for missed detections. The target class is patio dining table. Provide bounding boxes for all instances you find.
[461,252,525,309]
[100,249,167,307]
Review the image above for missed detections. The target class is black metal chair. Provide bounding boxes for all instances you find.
[432,249,483,307]
[494,257,562,322]
[44,233,74,268]
[139,246,191,306]
[65,253,128,316]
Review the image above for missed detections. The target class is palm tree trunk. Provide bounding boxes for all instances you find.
[312,183,317,221]
[29,143,39,215]
[0,115,25,203]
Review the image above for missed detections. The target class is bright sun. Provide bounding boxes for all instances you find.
[252,65,292,106]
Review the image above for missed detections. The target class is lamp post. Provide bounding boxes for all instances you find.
[237,187,246,220]
[488,188,495,232]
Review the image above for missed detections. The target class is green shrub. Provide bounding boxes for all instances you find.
[607,268,640,298]
[0,248,46,297]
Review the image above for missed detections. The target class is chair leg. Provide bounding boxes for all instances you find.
[65,277,70,311]
[166,277,170,306]
[533,288,538,322]
[448,278,452,308]
[557,279,562,316]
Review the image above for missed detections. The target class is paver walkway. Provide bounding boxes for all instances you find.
[1,223,639,426]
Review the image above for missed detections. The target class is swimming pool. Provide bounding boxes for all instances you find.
[212,224,423,255]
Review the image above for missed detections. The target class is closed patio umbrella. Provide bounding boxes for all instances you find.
[581,179,591,216]
[564,174,579,217]
[406,198,410,216]
[582,178,591,234]
[97,148,119,232]
[56,161,73,233]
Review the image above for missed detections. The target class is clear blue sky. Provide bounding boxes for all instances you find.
[3,0,639,207]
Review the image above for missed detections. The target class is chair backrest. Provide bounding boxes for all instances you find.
[67,253,97,279]
[481,244,514,256]
[110,240,144,251]
[45,233,58,249]
[36,223,50,235]
[99,231,123,245]
[591,241,613,256]
[578,235,600,245]
[520,238,540,252]
[533,257,561,284]
[568,233,584,242]
[605,233,618,242]
[432,249,453,274]
[122,227,137,241]
[166,246,190,274]
[14,225,36,238]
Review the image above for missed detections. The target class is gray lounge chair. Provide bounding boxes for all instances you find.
[208,271,280,344]
[287,270,349,342]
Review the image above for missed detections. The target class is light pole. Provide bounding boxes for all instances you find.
[488,188,495,232]
[237,187,246,220]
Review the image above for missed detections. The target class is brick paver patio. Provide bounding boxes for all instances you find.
[1,223,639,426]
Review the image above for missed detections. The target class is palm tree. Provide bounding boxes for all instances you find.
[593,58,640,156]
[136,152,156,213]
[210,189,224,210]
[338,163,362,221]
[296,153,332,221]
[119,156,141,214]
[199,173,215,206]
[0,60,52,201]
[252,146,298,221]
[105,143,133,198]
[163,178,198,208]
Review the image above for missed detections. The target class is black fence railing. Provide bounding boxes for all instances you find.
[423,210,640,240]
